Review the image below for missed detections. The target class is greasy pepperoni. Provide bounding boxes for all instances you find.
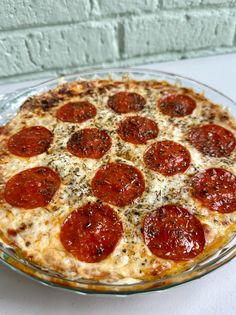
[4,167,60,209]
[158,94,196,117]
[143,205,205,261]
[108,92,146,114]
[67,128,112,159]
[144,140,191,176]
[60,203,123,263]
[117,116,159,144]
[56,101,96,123]
[191,168,236,213]
[7,126,53,157]
[91,163,145,207]
[189,124,236,157]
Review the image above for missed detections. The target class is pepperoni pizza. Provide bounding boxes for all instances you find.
[0,79,236,282]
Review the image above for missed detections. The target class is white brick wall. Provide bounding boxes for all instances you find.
[0,0,236,82]
[123,10,236,57]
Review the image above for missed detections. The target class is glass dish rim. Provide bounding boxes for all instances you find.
[0,67,236,296]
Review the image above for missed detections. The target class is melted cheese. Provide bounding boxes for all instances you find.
[0,79,236,283]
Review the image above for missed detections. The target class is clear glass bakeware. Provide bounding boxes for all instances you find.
[0,68,236,296]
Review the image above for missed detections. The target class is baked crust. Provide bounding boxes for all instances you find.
[0,78,236,283]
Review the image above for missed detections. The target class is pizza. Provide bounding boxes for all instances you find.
[0,77,236,285]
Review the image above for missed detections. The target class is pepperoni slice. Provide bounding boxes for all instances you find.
[7,126,53,157]
[60,203,123,263]
[189,124,236,157]
[191,168,236,213]
[108,92,146,114]
[4,167,60,209]
[91,163,145,207]
[67,128,112,159]
[158,94,196,117]
[143,205,205,261]
[56,101,96,123]
[117,116,159,144]
[144,140,191,176]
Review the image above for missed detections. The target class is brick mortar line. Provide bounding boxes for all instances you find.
[117,22,125,58]
[119,44,236,62]
[159,0,163,8]
[1,46,236,82]
[159,2,236,10]
[234,25,236,45]
[0,6,236,35]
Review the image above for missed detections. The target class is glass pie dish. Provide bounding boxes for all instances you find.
[0,68,236,295]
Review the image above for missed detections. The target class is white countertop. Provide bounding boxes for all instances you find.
[0,53,236,315]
